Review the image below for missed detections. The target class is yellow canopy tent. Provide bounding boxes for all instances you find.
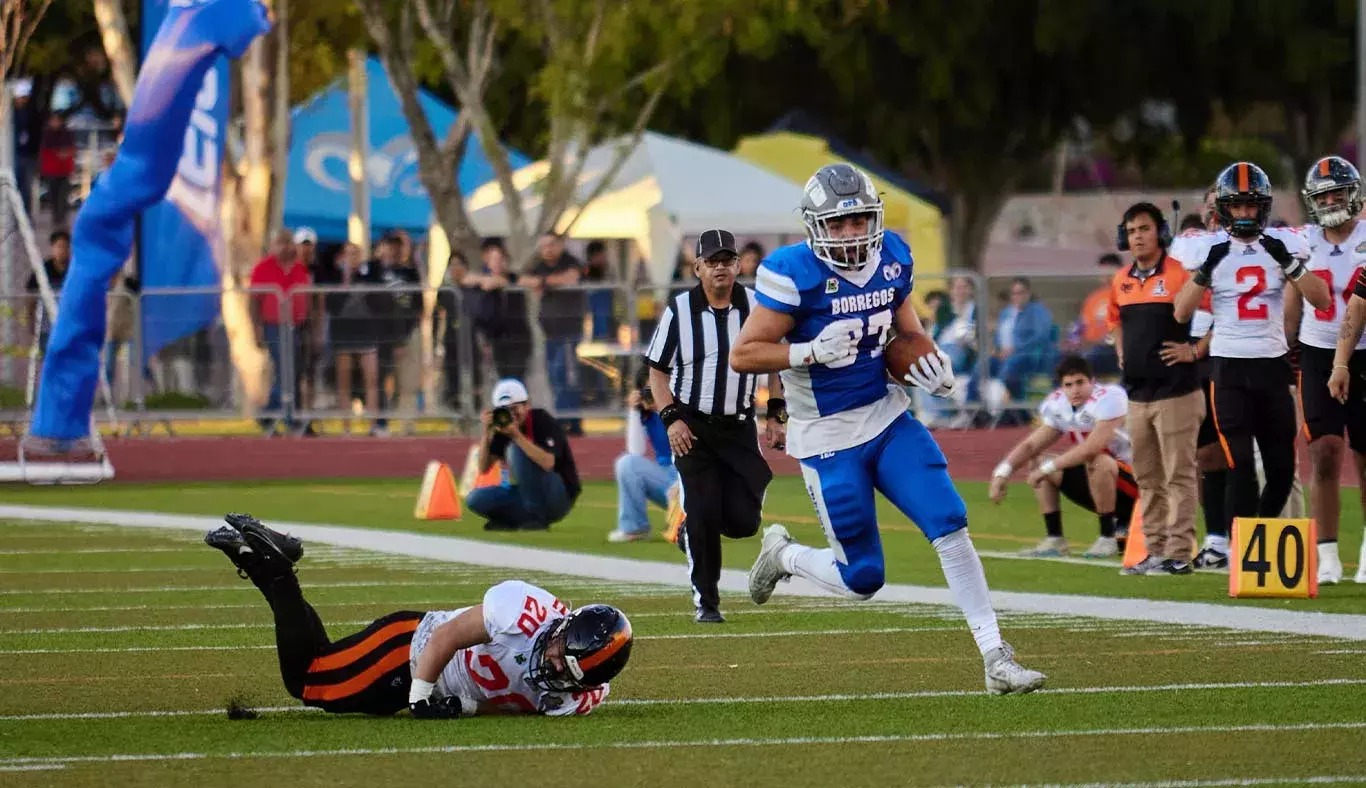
[733,132,948,285]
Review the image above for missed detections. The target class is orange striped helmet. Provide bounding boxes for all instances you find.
[1214,161,1273,238]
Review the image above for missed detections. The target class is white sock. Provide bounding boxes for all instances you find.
[779,544,871,600]
[1318,541,1340,564]
[1204,534,1228,554]
[932,529,1003,656]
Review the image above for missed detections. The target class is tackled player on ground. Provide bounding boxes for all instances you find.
[205,513,631,718]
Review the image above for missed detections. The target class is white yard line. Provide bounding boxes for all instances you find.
[4,678,1363,722]
[0,547,200,555]
[2,721,1363,766]
[0,625,970,646]
[2,504,1364,640]
[0,645,276,655]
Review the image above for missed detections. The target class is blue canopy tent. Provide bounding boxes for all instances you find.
[283,57,530,242]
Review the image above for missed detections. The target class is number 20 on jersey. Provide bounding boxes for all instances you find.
[1229,518,1318,599]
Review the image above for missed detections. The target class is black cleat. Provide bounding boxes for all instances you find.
[224,513,303,565]
[204,526,258,580]
[695,606,725,624]
[1193,547,1229,570]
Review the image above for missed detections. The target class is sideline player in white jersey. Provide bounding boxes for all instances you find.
[1284,155,1366,585]
[1173,162,1331,544]
[731,163,1045,695]
[205,514,630,717]
[989,355,1138,559]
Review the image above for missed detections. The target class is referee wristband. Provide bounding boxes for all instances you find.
[659,403,684,427]
[992,461,1012,479]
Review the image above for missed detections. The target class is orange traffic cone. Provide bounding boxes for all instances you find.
[415,461,462,520]
[473,461,504,490]
[1122,500,1147,568]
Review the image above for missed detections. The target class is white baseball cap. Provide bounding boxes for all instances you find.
[10,79,32,99]
[292,227,317,245]
[492,379,529,407]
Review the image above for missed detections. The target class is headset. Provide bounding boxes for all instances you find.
[1116,201,1174,251]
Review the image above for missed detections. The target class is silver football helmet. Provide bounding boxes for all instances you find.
[800,163,884,271]
[1302,155,1363,229]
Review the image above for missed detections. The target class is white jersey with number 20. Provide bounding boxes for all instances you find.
[1172,226,1309,359]
[411,580,609,717]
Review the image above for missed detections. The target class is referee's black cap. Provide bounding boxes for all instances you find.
[695,229,737,261]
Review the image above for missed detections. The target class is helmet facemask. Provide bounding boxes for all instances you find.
[804,205,885,271]
[1305,185,1361,229]
[1216,196,1271,240]
[527,619,583,692]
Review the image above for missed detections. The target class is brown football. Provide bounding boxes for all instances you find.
[883,332,938,382]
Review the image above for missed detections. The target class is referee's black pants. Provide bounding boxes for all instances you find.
[1209,356,1298,531]
[674,410,773,612]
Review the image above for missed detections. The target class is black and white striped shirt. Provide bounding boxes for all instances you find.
[643,284,759,417]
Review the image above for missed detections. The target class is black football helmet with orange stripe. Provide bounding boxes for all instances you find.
[528,604,632,692]
[1302,156,1363,229]
[1214,161,1274,239]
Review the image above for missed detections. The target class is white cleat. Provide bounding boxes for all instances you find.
[1019,536,1069,558]
[1081,536,1119,559]
[748,524,793,605]
[984,642,1047,695]
[1319,554,1344,586]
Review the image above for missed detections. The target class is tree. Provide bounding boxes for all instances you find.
[355,0,804,402]
[0,0,54,89]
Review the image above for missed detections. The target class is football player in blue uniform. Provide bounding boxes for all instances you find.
[731,163,1046,694]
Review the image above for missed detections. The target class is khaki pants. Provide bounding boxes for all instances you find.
[1128,389,1204,562]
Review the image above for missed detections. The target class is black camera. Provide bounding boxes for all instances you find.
[639,386,654,409]
[491,406,514,429]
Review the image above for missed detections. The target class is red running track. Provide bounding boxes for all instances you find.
[0,429,1031,484]
[0,428,1331,485]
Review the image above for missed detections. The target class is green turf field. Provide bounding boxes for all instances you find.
[2,477,1363,611]
[2,481,1365,786]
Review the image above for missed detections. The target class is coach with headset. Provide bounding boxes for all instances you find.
[1105,202,1204,575]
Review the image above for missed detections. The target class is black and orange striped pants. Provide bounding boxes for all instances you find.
[265,576,425,715]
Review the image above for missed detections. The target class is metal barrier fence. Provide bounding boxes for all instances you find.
[0,273,1122,435]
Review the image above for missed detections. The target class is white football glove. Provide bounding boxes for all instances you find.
[904,348,956,398]
[789,320,861,368]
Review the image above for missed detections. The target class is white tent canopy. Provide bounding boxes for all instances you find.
[466,131,806,285]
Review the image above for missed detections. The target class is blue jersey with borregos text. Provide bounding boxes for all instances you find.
[754,232,915,459]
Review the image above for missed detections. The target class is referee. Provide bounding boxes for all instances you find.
[643,229,786,623]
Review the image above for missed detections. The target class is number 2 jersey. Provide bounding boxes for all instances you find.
[1170,227,1309,359]
[1298,221,1366,351]
[755,232,914,459]
[409,580,609,717]
[1037,383,1132,463]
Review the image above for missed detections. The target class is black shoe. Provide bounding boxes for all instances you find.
[695,607,725,624]
[1193,547,1229,569]
[1161,558,1194,575]
[224,513,303,565]
[482,519,519,532]
[204,526,259,580]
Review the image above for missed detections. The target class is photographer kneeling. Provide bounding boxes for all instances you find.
[608,369,677,543]
[467,379,582,531]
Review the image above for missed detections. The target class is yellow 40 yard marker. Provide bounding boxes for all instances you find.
[1229,518,1318,599]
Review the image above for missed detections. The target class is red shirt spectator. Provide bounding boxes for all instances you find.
[251,251,312,326]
